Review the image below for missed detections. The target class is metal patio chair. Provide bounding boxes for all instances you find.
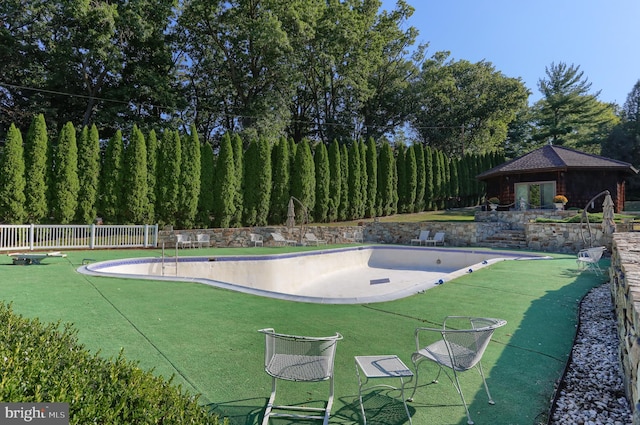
[408,316,507,425]
[576,246,606,275]
[258,328,343,425]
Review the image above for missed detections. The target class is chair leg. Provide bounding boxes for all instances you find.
[408,358,443,402]
[476,362,495,405]
[261,378,277,425]
[450,369,474,425]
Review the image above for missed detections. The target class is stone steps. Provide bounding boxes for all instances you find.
[479,229,528,249]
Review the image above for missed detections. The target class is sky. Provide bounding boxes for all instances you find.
[381,0,640,106]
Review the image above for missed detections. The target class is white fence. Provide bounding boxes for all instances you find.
[0,224,158,251]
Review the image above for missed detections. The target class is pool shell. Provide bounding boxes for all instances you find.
[78,246,550,304]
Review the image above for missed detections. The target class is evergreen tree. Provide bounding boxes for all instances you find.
[178,125,201,228]
[269,137,290,224]
[377,141,395,216]
[197,141,215,227]
[348,141,362,220]
[242,137,271,226]
[424,146,434,210]
[231,133,244,227]
[156,130,181,226]
[0,124,26,223]
[358,139,368,219]
[255,137,272,226]
[405,144,417,212]
[365,138,377,217]
[458,156,469,206]
[314,142,330,223]
[338,144,350,221]
[290,139,315,221]
[449,158,459,207]
[396,144,407,212]
[99,130,124,223]
[50,122,79,224]
[431,148,442,210]
[327,140,342,222]
[24,114,48,223]
[146,129,158,223]
[76,124,100,224]
[413,143,425,212]
[212,133,237,228]
[121,125,149,224]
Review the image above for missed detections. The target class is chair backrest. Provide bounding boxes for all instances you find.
[433,232,445,242]
[305,233,317,241]
[251,233,263,242]
[176,234,188,243]
[197,234,209,242]
[271,232,285,242]
[418,230,430,241]
[440,316,506,371]
[259,328,342,382]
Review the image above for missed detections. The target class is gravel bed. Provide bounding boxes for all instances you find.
[549,282,632,425]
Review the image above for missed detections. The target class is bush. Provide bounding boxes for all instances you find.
[0,303,222,425]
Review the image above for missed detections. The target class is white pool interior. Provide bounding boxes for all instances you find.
[79,246,549,304]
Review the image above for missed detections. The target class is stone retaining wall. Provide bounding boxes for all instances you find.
[160,219,620,253]
[611,234,640,423]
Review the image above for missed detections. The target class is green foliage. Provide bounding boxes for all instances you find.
[24,114,49,223]
[413,143,425,212]
[0,302,220,424]
[121,125,149,224]
[156,130,182,226]
[533,62,618,152]
[212,133,237,228]
[50,122,79,224]
[424,146,434,210]
[269,137,290,224]
[243,138,272,226]
[365,138,378,217]
[0,124,26,223]
[291,139,315,221]
[338,144,350,220]
[348,142,363,220]
[231,134,244,227]
[178,125,202,228]
[99,130,124,223]
[327,140,342,222]
[314,142,330,223]
[76,125,101,224]
[197,142,215,227]
[146,129,158,222]
[377,140,396,216]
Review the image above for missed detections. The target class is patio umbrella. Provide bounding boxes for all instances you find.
[602,193,616,235]
[286,197,296,228]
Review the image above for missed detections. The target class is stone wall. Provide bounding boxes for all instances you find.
[475,210,578,230]
[160,219,618,253]
[611,234,640,422]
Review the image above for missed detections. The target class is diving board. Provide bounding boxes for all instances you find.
[8,252,67,265]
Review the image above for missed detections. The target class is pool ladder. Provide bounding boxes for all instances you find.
[160,241,179,276]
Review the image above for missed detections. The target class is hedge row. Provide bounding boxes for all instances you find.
[0,303,223,425]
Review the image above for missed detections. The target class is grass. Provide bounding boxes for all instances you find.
[322,208,477,226]
[0,245,607,425]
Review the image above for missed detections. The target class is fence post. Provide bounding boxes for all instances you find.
[29,224,35,251]
[144,224,149,247]
[90,224,96,249]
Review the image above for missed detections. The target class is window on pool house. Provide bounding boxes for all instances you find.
[514,181,556,209]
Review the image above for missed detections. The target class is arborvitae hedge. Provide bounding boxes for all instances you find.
[99,130,124,224]
[121,125,149,224]
[24,114,49,223]
[0,303,221,425]
[50,122,79,224]
[0,124,26,223]
[76,125,100,224]
[314,142,330,223]
[328,140,342,222]
[269,137,290,224]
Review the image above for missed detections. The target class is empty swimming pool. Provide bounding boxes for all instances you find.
[79,246,549,304]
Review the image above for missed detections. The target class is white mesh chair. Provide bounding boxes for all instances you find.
[305,233,327,246]
[424,232,445,246]
[176,234,192,249]
[409,316,507,425]
[258,328,343,425]
[576,246,606,275]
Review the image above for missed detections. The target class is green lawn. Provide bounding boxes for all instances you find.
[0,246,607,425]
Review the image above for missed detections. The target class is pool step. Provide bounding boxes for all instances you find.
[479,229,528,249]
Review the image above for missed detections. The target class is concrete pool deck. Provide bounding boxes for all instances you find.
[79,246,551,304]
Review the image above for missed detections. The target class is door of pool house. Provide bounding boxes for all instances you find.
[515,181,556,209]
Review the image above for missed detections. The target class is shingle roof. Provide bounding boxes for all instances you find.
[477,145,638,180]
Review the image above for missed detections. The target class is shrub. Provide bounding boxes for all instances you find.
[0,303,222,425]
